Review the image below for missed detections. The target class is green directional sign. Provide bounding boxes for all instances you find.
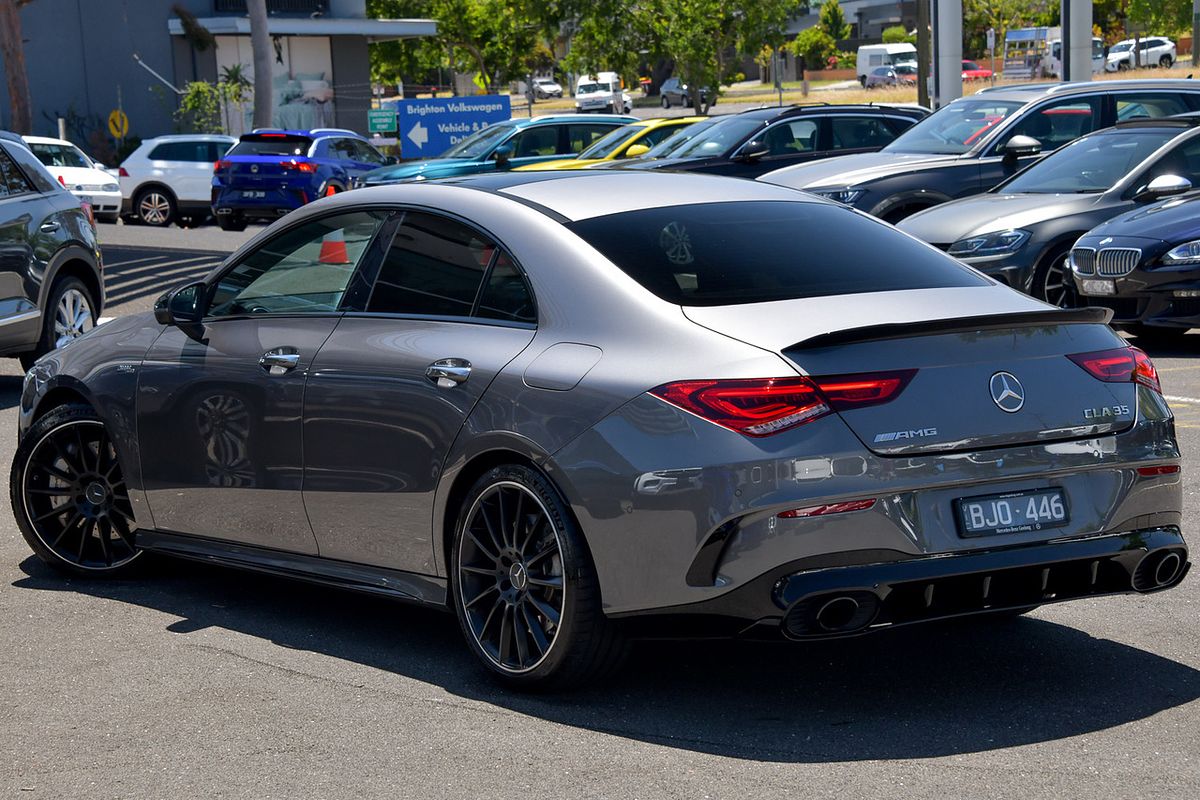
[368,108,397,133]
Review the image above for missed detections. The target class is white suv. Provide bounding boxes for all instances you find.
[1106,37,1176,71]
[118,134,235,227]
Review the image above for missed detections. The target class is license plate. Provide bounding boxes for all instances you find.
[242,190,266,199]
[1079,278,1115,296]
[955,489,1068,537]
[78,195,93,205]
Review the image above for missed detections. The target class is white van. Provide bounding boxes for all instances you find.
[1043,37,1105,77]
[856,43,918,86]
[575,71,631,113]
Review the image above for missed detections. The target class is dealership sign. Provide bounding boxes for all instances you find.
[391,96,512,157]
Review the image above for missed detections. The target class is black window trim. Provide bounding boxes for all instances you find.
[0,143,40,199]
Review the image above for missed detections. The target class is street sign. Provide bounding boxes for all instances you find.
[987,27,995,51]
[367,108,397,134]
[392,95,511,157]
[107,109,129,138]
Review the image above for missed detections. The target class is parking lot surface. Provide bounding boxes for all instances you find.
[1,227,1199,798]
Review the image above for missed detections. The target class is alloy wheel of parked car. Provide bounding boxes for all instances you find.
[1037,250,1072,308]
[12,407,139,574]
[661,95,670,108]
[53,285,94,349]
[135,188,175,227]
[1160,55,1173,68]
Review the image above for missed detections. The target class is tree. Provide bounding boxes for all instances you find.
[793,27,837,72]
[247,0,273,128]
[1128,0,1190,36]
[0,0,35,134]
[963,0,1053,60]
[882,25,914,45]
[818,0,850,42]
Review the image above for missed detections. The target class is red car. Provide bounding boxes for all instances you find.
[962,60,994,80]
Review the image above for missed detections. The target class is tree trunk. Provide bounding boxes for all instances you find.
[247,0,272,129]
[0,0,33,134]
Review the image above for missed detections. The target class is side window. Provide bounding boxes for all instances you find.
[1116,93,1195,121]
[998,97,1100,152]
[760,120,818,156]
[1146,137,1200,187]
[477,252,535,324]
[149,141,210,161]
[367,212,492,317]
[829,117,895,151]
[567,124,614,153]
[0,148,33,195]
[330,138,357,160]
[209,211,385,317]
[511,127,560,158]
[354,140,385,165]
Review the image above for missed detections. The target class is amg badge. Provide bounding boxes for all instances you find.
[874,428,938,443]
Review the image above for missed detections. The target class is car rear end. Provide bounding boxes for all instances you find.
[212,132,319,221]
[548,196,1185,639]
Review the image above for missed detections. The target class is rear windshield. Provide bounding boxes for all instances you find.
[567,201,987,306]
[229,135,313,157]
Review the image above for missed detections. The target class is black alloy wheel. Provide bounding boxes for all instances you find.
[451,465,626,687]
[12,406,139,574]
[1036,248,1074,308]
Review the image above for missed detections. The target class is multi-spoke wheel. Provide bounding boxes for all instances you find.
[451,465,626,688]
[20,277,96,371]
[11,405,140,575]
[1035,248,1074,308]
[134,187,175,227]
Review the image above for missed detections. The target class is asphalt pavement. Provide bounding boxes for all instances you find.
[1,225,1199,798]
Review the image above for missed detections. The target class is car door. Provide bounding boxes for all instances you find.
[978,95,1104,192]
[302,210,537,573]
[0,147,33,338]
[506,125,565,169]
[137,210,390,552]
[827,115,900,157]
[714,119,819,178]
[156,140,214,204]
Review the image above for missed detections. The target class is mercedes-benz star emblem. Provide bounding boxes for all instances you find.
[990,371,1025,413]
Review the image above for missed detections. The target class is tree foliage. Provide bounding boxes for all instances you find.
[818,0,850,42]
[882,26,914,45]
[962,0,1056,58]
[793,27,837,71]
[1127,0,1191,36]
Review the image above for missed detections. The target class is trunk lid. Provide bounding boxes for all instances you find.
[684,288,1137,455]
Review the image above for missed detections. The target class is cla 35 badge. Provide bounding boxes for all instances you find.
[1085,404,1132,419]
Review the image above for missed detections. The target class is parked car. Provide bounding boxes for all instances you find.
[531,77,563,99]
[513,117,704,171]
[659,77,713,108]
[894,63,919,83]
[1106,37,1176,71]
[865,67,899,89]
[212,128,392,231]
[1071,188,1200,341]
[759,80,1200,222]
[606,104,928,179]
[13,170,1189,690]
[0,138,102,369]
[899,117,1200,307]
[23,136,121,223]
[857,43,918,86]
[118,134,235,228]
[575,72,632,114]
[962,60,994,80]
[356,114,636,185]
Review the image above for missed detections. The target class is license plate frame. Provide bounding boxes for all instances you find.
[241,190,266,199]
[955,488,1069,538]
[1078,278,1115,296]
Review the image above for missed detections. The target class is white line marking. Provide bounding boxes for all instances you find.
[1164,394,1200,404]
[97,317,113,325]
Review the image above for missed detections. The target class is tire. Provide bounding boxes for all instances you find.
[450,464,628,689]
[10,403,142,576]
[661,95,670,109]
[133,187,175,227]
[19,277,96,371]
[216,213,247,232]
[1032,246,1074,308]
[1160,55,1173,69]
[859,76,867,87]
[1117,60,1131,72]
[176,213,206,229]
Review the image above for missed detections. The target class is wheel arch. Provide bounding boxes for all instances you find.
[1027,231,1086,296]
[132,181,178,204]
[30,382,94,426]
[871,190,954,223]
[38,246,103,318]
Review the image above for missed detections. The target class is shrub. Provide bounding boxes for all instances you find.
[793,28,838,71]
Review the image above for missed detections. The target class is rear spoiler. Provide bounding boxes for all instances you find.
[791,307,1112,351]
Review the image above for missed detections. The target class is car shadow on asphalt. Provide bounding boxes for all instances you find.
[0,374,22,410]
[13,553,1200,763]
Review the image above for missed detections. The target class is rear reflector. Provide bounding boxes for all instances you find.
[1137,465,1180,477]
[778,499,877,519]
[1068,346,1161,393]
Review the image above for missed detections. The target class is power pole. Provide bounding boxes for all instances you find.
[248,0,272,129]
[1193,0,1199,67]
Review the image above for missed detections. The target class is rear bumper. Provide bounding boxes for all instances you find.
[614,528,1189,639]
[212,186,310,219]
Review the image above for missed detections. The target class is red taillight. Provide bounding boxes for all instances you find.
[778,499,877,519]
[80,200,95,229]
[1068,346,1161,393]
[118,167,129,177]
[259,132,287,137]
[1137,465,1180,477]
[280,159,316,173]
[214,159,228,173]
[650,370,915,437]
[57,175,66,186]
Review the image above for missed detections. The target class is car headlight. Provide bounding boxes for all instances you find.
[948,229,1031,257]
[1163,239,1200,265]
[811,187,865,205]
[103,183,119,192]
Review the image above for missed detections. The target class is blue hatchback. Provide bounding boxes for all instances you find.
[211,128,393,230]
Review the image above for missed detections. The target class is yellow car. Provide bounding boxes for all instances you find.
[514,116,705,171]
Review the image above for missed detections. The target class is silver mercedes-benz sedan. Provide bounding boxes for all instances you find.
[10,172,1188,688]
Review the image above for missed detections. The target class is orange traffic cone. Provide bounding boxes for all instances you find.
[318,229,350,265]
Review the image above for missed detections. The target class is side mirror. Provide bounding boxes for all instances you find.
[494,144,514,168]
[737,140,770,162]
[1135,174,1193,203]
[154,280,206,327]
[624,143,650,158]
[1003,135,1042,162]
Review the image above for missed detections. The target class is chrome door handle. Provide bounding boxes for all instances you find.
[425,358,471,388]
[259,347,300,376]
[39,222,60,233]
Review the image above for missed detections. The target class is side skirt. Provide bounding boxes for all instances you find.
[135,529,449,609]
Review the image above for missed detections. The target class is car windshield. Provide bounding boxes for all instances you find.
[229,135,313,157]
[535,79,555,86]
[579,125,645,159]
[439,124,514,159]
[567,201,986,306]
[1001,129,1179,194]
[1111,42,1132,53]
[663,117,763,159]
[578,83,614,94]
[641,119,720,158]
[884,99,1024,154]
[29,143,91,169]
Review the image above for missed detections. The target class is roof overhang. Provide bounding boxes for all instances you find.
[167,17,437,42]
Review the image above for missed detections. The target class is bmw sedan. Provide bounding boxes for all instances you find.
[899,118,1200,306]
[11,172,1188,688]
